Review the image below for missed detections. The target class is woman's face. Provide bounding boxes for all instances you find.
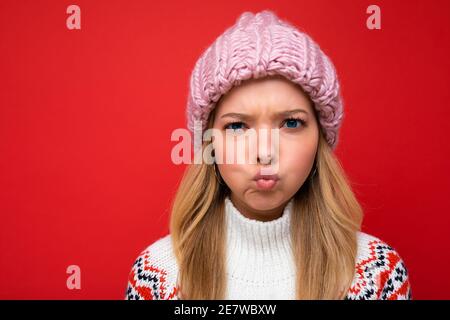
[212,76,319,221]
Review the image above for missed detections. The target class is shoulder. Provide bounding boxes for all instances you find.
[346,231,412,300]
[125,234,179,300]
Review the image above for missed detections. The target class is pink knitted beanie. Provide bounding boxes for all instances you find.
[186,10,344,150]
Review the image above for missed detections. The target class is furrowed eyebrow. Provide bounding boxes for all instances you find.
[220,108,308,120]
[220,112,252,120]
[277,109,309,117]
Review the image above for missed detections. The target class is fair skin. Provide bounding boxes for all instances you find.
[212,75,319,222]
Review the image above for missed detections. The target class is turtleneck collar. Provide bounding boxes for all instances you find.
[224,195,295,283]
[224,196,293,246]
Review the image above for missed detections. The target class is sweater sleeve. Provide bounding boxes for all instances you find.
[125,251,154,300]
[347,232,412,300]
[125,235,179,300]
[377,248,412,300]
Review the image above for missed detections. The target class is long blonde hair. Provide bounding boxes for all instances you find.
[169,106,363,299]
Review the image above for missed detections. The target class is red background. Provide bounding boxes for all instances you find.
[1,0,449,299]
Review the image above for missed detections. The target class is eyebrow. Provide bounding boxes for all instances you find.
[220,108,309,120]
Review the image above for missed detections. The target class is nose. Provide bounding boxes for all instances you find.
[258,153,272,165]
[257,127,278,165]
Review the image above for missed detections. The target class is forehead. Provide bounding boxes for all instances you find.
[215,75,313,116]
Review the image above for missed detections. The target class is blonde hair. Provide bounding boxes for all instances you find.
[169,106,363,299]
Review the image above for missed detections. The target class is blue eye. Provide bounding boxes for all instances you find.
[225,122,246,132]
[224,118,306,132]
[283,118,305,129]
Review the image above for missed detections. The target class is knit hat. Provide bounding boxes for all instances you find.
[186,10,344,150]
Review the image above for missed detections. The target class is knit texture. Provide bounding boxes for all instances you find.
[186,10,344,150]
[125,196,412,300]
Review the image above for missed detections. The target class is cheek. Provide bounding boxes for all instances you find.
[212,135,225,162]
[212,134,248,164]
[216,163,247,191]
[279,134,318,179]
[213,135,251,192]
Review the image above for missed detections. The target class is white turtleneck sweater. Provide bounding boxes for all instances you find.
[224,196,295,299]
[125,196,411,300]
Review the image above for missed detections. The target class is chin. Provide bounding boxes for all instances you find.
[245,192,285,210]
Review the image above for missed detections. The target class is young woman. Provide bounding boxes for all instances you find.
[125,10,411,300]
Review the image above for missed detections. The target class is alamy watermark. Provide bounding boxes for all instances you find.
[171,120,280,175]
[66,264,81,290]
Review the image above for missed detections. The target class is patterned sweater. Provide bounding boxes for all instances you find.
[125,196,412,300]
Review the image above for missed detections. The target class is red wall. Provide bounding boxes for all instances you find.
[1,0,449,299]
